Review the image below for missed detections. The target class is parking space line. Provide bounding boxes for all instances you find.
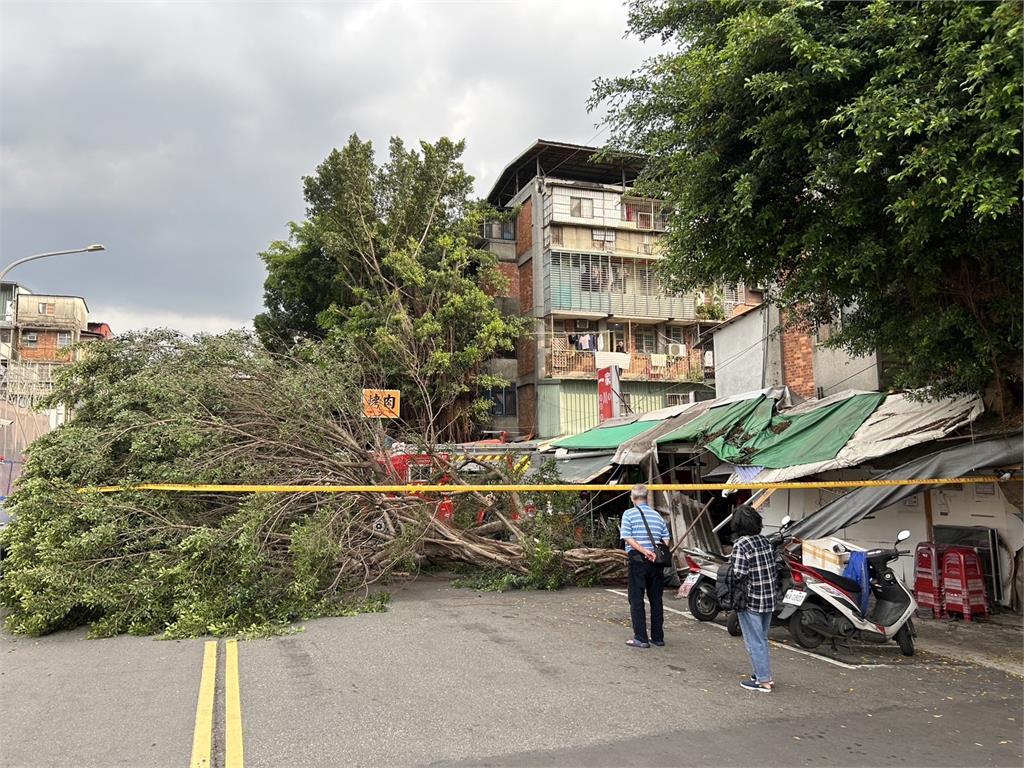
[225,639,244,768]
[189,640,218,768]
[603,588,890,671]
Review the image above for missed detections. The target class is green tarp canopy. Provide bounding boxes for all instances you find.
[552,420,660,450]
[655,396,769,446]
[657,393,887,469]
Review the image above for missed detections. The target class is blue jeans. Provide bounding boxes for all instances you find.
[738,610,773,683]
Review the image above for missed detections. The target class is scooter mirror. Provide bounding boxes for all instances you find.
[896,529,911,542]
[780,516,792,527]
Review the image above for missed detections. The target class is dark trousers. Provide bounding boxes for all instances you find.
[627,554,664,643]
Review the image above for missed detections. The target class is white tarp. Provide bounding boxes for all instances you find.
[731,392,984,484]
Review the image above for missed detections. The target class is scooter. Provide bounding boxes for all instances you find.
[783,529,917,656]
[679,516,796,625]
[679,548,726,621]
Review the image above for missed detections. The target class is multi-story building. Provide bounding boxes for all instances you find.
[0,283,110,495]
[0,282,103,402]
[482,140,743,439]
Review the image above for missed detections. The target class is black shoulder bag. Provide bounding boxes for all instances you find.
[638,507,673,567]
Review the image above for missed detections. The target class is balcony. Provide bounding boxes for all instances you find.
[543,251,698,319]
[544,349,708,383]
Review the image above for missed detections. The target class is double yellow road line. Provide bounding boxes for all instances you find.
[190,639,244,768]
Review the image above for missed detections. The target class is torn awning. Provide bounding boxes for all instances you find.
[787,433,1023,540]
[550,452,615,483]
[656,395,768,446]
[612,386,791,466]
[731,392,984,484]
[655,390,886,470]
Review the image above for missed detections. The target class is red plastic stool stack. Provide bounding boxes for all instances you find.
[941,546,988,622]
[913,542,946,619]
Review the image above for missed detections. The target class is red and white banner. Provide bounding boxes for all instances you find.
[597,365,621,423]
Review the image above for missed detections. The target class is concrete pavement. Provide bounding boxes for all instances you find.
[1,579,1021,767]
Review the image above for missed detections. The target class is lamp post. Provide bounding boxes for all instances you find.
[0,244,105,284]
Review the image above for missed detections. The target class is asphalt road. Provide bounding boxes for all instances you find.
[2,579,1022,767]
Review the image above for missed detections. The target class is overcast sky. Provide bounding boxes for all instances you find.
[0,0,651,334]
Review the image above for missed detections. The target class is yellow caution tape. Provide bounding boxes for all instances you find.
[78,476,1005,494]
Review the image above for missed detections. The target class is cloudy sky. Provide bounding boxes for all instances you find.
[0,0,651,334]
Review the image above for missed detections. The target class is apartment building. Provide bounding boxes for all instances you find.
[0,282,105,401]
[483,140,739,439]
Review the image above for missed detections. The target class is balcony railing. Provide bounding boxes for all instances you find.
[545,349,708,383]
[544,251,699,319]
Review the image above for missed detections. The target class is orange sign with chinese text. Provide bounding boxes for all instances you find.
[362,389,401,418]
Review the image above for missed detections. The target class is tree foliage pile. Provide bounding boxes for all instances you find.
[0,333,624,638]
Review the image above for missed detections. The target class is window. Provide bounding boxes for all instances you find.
[581,263,610,292]
[482,220,515,240]
[619,393,633,412]
[636,263,655,296]
[22,332,37,349]
[591,229,615,250]
[57,331,72,349]
[550,225,563,246]
[484,386,517,417]
[665,326,686,345]
[666,393,690,407]
[37,302,55,316]
[634,329,656,354]
[610,263,629,294]
[570,197,593,218]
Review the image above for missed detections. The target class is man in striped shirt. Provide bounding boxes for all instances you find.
[619,484,671,648]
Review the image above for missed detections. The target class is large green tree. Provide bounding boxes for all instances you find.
[256,135,525,442]
[594,0,1022,406]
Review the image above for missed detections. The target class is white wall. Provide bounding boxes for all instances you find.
[760,471,1023,607]
[712,309,766,398]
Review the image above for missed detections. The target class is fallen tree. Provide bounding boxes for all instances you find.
[0,332,625,638]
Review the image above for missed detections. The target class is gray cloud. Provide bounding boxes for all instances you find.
[1,0,650,331]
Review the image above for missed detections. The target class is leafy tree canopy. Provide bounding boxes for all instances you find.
[255,135,526,441]
[594,0,1022,403]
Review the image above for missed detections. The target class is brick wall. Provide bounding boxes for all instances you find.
[517,262,535,377]
[17,329,72,362]
[518,262,533,315]
[517,383,537,437]
[495,262,520,302]
[515,198,533,259]
[780,317,816,398]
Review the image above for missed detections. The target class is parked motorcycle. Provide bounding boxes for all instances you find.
[783,529,917,656]
[679,516,796,625]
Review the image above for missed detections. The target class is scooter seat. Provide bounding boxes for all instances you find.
[808,567,861,594]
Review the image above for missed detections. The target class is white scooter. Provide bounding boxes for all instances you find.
[784,529,918,656]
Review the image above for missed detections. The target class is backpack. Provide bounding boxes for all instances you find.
[716,561,746,611]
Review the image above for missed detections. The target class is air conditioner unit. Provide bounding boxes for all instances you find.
[23,333,37,342]
[668,342,686,358]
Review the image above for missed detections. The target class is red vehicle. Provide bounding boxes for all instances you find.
[381,446,535,526]
[381,451,456,522]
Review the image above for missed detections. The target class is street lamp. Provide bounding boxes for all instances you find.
[0,244,105,284]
